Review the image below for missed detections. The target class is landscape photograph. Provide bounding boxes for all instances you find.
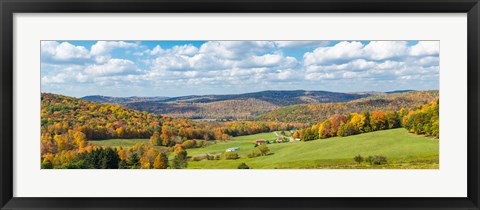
[41,40,439,169]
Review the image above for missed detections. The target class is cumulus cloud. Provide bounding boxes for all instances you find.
[199,41,276,59]
[302,41,439,86]
[85,59,139,76]
[41,41,90,62]
[409,41,440,56]
[90,41,138,63]
[303,41,413,66]
[41,40,440,97]
[363,41,408,60]
[304,41,364,65]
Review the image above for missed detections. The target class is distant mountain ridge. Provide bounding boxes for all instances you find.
[80,89,429,120]
[82,90,376,105]
[81,95,169,104]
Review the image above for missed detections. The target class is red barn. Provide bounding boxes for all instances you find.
[255,139,265,145]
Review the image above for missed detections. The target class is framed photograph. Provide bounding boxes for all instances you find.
[1,0,479,209]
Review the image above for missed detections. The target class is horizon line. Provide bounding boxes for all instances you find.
[41,89,439,99]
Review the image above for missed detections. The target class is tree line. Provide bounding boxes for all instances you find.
[258,90,439,123]
[41,93,305,169]
[293,99,439,141]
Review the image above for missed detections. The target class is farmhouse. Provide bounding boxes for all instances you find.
[276,138,283,143]
[225,147,239,152]
[255,139,265,145]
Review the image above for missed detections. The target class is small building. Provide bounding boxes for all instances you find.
[295,138,301,141]
[255,139,265,145]
[226,147,239,152]
[276,138,284,143]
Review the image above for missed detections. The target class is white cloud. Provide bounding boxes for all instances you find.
[171,44,198,56]
[241,53,297,68]
[303,41,364,65]
[145,45,164,56]
[303,41,411,66]
[409,41,439,56]
[85,59,138,76]
[305,72,336,80]
[41,73,68,84]
[300,40,439,87]
[199,41,276,59]
[363,41,408,60]
[41,40,440,97]
[75,73,88,83]
[90,41,138,63]
[41,41,90,62]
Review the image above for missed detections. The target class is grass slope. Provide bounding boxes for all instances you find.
[89,139,150,148]
[88,128,439,169]
[187,128,439,169]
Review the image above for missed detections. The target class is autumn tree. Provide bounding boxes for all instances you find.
[370,111,387,131]
[256,144,270,156]
[153,153,169,169]
[172,144,188,169]
[149,131,162,146]
[349,113,366,134]
[318,120,332,139]
[292,130,301,139]
[126,152,140,169]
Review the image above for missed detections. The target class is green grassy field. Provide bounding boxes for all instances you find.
[89,139,170,153]
[231,132,280,142]
[187,128,439,169]
[89,139,150,148]
[90,128,439,169]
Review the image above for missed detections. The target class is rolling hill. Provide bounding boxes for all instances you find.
[82,90,376,120]
[81,95,169,103]
[257,90,439,123]
[81,90,435,121]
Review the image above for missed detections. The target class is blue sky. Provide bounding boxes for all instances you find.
[41,40,439,97]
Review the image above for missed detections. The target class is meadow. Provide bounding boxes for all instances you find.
[91,128,439,169]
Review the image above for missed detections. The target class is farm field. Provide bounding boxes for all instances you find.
[89,139,170,153]
[86,128,439,169]
[90,139,149,148]
[186,128,439,169]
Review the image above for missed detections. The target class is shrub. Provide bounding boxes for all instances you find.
[354,154,364,164]
[41,159,54,169]
[372,155,387,165]
[257,144,270,156]
[224,152,239,160]
[181,140,197,149]
[237,162,250,169]
[366,156,374,165]
[206,154,214,160]
[197,140,206,147]
[192,154,207,161]
[248,144,270,158]
[366,155,387,165]
[247,149,262,158]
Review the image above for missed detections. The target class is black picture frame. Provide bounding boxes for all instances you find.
[1,0,479,209]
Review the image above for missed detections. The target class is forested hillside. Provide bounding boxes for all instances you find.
[41,93,305,169]
[293,99,439,142]
[124,98,280,120]
[81,95,168,103]
[85,90,375,120]
[257,90,439,124]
